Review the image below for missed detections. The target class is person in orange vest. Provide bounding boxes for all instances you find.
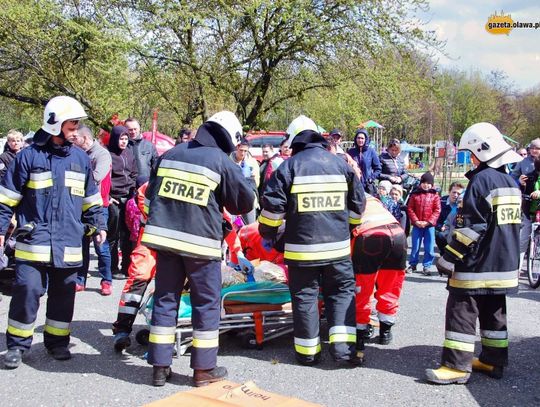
[350,194,407,359]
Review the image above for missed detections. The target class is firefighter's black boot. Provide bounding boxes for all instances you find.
[152,366,172,386]
[379,322,393,345]
[4,349,23,369]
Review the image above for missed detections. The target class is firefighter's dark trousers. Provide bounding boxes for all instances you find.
[148,252,221,370]
[442,293,508,372]
[6,262,77,351]
[288,259,357,364]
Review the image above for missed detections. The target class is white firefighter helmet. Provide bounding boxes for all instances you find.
[41,96,87,136]
[207,110,243,146]
[285,115,318,146]
[458,122,522,168]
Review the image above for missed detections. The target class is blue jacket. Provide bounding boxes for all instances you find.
[436,195,458,230]
[347,129,381,187]
[0,141,103,268]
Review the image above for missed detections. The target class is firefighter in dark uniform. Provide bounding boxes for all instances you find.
[141,111,254,387]
[426,122,523,384]
[259,115,366,366]
[0,96,105,369]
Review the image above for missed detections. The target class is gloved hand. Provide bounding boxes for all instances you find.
[436,256,455,277]
[237,251,254,274]
[261,238,274,252]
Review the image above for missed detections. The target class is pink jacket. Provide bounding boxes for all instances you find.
[125,197,141,242]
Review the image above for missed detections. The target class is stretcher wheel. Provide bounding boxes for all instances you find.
[136,329,150,345]
[239,332,263,350]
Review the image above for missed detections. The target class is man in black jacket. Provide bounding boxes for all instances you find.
[125,117,158,179]
[426,122,523,384]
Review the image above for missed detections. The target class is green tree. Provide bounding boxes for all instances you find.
[0,0,131,128]
[110,0,438,127]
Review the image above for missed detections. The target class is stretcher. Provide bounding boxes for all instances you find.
[136,281,294,356]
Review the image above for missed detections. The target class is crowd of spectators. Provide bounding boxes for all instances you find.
[1,123,536,285]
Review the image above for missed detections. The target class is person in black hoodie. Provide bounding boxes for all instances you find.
[107,126,138,279]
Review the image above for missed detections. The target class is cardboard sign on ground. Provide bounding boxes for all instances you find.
[145,380,321,407]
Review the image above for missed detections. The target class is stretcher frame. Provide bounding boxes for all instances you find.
[138,285,294,356]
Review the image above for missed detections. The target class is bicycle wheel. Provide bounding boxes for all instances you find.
[527,232,540,289]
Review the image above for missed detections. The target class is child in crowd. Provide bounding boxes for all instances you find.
[384,185,406,229]
[377,180,392,203]
[406,172,441,276]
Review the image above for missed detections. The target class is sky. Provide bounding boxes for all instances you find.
[421,0,540,91]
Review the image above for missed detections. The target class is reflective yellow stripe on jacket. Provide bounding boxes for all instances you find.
[157,159,220,190]
[486,187,521,226]
[449,270,518,289]
[141,224,222,258]
[15,242,51,262]
[82,192,103,211]
[258,209,285,227]
[0,185,22,207]
[284,239,350,262]
[27,171,53,189]
[64,246,83,263]
[65,170,86,190]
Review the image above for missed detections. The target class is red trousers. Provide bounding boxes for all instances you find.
[355,269,405,328]
[113,243,157,334]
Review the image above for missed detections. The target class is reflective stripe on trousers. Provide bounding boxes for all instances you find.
[441,293,508,371]
[294,337,321,356]
[149,325,176,344]
[7,318,35,338]
[44,318,70,336]
[328,326,356,344]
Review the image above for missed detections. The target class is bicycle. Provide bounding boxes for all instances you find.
[526,221,540,288]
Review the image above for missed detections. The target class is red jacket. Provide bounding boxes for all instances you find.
[407,188,441,226]
[238,222,284,264]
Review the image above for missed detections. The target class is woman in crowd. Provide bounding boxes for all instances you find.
[379,139,409,185]
[0,129,25,178]
[348,128,381,195]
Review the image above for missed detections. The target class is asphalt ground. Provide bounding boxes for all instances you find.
[0,251,539,407]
